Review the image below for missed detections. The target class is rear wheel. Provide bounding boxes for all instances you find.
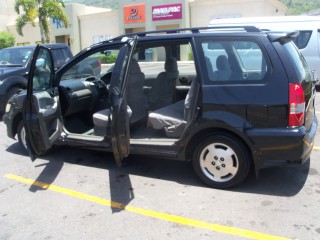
[17,121,28,154]
[193,134,251,189]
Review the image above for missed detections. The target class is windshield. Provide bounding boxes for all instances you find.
[0,47,33,67]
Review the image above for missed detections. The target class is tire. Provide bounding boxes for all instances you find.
[6,87,24,102]
[192,134,251,189]
[17,121,28,154]
[3,87,24,112]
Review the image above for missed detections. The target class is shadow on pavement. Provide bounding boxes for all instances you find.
[6,143,312,199]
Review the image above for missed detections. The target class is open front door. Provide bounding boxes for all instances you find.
[23,45,63,161]
[109,37,138,166]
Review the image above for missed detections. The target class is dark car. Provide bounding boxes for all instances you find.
[4,26,317,189]
[0,44,73,115]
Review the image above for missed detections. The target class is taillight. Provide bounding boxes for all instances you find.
[288,83,305,127]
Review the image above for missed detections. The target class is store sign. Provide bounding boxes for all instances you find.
[124,4,146,24]
[152,4,182,21]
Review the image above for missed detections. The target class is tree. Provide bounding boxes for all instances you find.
[0,31,15,49]
[280,0,320,15]
[14,0,69,43]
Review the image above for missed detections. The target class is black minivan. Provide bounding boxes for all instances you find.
[4,26,317,189]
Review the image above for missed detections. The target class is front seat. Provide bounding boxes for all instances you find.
[93,59,145,136]
[215,55,231,81]
[147,57,179,110]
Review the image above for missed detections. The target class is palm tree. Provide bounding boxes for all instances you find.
[14,0,69,43]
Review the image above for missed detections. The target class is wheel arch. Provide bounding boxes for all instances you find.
[184,127,254,167]
[11,111,23,138]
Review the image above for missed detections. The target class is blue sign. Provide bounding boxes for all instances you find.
[52,18,62,29]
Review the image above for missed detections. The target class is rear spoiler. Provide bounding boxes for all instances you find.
[266,31,300,44]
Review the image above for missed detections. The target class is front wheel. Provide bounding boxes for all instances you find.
[193,134,251,189]
[17,121,28,154]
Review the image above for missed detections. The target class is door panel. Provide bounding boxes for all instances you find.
[23,46,62,160]
[109,37,138,166]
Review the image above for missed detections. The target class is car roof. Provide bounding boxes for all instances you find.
[2,43,69,51]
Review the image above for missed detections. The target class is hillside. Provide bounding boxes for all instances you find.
[64,0,118,9]
[63,0,320,15]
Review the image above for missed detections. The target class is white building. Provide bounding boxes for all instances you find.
[1,0,287,54]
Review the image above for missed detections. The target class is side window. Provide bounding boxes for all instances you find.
[33,48,53,91]
[60,49,120,81]
[200,38,269,84]
[234,41,264,72]
[51,49,70,68]
[283,42,312,83]
[293,30,312,49]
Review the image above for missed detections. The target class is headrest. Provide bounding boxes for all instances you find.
[165,57,178,72]
[216,55,230,71]
[129,58,142,75]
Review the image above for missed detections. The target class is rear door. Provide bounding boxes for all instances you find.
[109,37,138,166]
[23,45,62,161]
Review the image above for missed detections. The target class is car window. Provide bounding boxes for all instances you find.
[293,30,312,49]
[136,43,196,85]
[0,47,33,67]
[199,38,269,84]
[51,48,71,68]
[283,41,312,83]
[60,49,120,81]
[33,48,53,91]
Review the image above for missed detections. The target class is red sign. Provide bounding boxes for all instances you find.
[124,4,146,24]
[152,4,182,21]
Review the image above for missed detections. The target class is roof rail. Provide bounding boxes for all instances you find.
[113,25,261,40]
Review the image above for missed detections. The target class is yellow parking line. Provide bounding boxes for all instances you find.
[4,174,290,240]
[313,146,320,150]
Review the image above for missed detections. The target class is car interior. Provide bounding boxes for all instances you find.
[55,42,197,142]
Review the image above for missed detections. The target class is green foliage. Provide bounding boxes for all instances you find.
[188,52,194,61]
[100,54,117,64]
[280,0,320,15]
[0,31,15,49]
[14,0,69,43]
[64,0,118,9]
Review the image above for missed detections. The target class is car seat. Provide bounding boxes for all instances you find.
[215,55,231,81]
[147,57,179,110]
[92,58,145,136]
[148,77,198,137]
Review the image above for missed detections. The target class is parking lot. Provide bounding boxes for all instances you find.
[0,93,319,240]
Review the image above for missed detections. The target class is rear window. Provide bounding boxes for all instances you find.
[283,42,312,83]
[292,30,312,49]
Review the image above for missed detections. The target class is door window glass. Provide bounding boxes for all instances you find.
[60,49,120,81]
[33,48,53,91]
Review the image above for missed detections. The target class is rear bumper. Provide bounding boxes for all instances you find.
[246,115,318,169]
